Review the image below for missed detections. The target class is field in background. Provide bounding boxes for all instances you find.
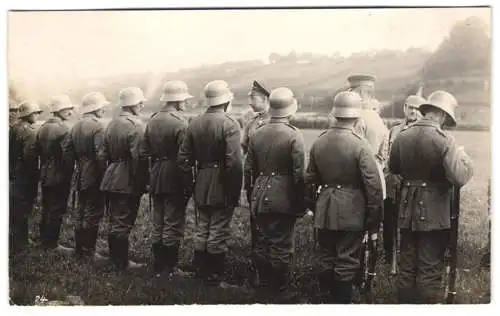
[9,130,490,305]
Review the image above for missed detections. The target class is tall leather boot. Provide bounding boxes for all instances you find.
[316,270,334,304]
[152,242,165,276]
[108,234,121,269]
[191,250,208,278]
[74,228,85,258]
[331,280,353,304]
[273,265,298,304]
[117,236,144,271]
[164,244,180,276]
[46,220,74,255]
[86,226,108,261]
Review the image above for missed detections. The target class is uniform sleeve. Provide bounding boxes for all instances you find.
[177,124,195,190]
[97,126,109,165]
[304,142,319,210]
[389,135,402,175]
[176,121,193,189]
[61,127,76,176]
[129,123,148,190]
[138,124,150,160]
[93,124,107,173]
[224,119,243,208]
[291,131,306,213]
[359,145,383,229]
[243,135,256,193]
[24,128,40,174]
[241,118,251,155]
[442,137,474,187]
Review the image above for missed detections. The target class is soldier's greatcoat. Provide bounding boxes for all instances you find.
[389,118,474,303]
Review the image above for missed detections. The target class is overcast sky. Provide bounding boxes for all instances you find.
[8,7,490,85]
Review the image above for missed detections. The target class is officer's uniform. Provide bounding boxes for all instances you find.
[381,95,425,263]
[241,81,271,155]
[306,91,383,304]
[36,95,75,250]
[63,92,109,257]
[99,87,148,270]
[245,87,305,295]
[389,91,474,303]
[178,80,243,283]
[9,102,43,253]
[140,81,192,275]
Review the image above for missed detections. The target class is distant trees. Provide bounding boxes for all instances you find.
[422,16,491,79]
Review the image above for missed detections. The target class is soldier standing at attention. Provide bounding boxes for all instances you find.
[140,81,193,277]
[99,87,149,271]
[241,80,271,155]
[305,91,383,304]
[389,90,474,303]
[36,95,75,253]
[63,92,110,260]
[244,87,305,301]
[178,80,243,287]
[9,101,43,254]
[381,94,425,263]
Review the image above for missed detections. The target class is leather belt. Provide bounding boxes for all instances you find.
[322,183,359,189]
[198,161,222,169]
[402,179,449,188]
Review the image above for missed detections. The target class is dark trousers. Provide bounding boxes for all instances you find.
[193,205,235,254]
[383,198,398,262]
[316,230,364,282]
[39,185,71,248]
[398,229,448,304]
[152,194,188,247]
[106,192,142,240]
[10,182,37,253]
[76,187,105,230]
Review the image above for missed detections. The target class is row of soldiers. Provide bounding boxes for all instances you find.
[9,74,474,304]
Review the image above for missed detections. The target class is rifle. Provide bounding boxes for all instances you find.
[390,181,401,276]
[444,185,461,304]
[148,157,153,214]
[247,172,258,250]
[359,231,378,303]
[71,161,80,212]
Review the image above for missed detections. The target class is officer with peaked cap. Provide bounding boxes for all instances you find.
[9,101,43,254]
[99,87,148,271]
[389,90,474,303]
[244,87,305,302]
[178,80,243,287]
[140,81,193,277]
[242,80,272,155]
[35,95,75,253]
[62,92,110,261]
[306,91,383,303]
[380,94,425,264]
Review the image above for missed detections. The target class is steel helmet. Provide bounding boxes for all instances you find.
[404,95,426,108]
[9,102,20,111]
[160,80,193,102]
[268,87,298,118]
[419,90,458,127]
[330,91,362,118]
[204,80,234,107]
[81,92,110,114]
[18,101,43,118]
[49,95,75,113]
[119,87,147,107]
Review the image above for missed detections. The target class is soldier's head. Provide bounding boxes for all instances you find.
[9,102,20,124]
[49,95,75,121]
[18,101,43,124]
[248,80,270,113]
[81,92,110,118]
[160,80,193,112]
[119,87,147,115]
[330,91,362,125]
[204,80,234,112]
[403,95,425,123]
[418,90,458,128]
[347,74,376,108]
[268,87,298,119]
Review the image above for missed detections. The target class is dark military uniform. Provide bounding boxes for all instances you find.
[305,123,383,303]
[389,118,473,303]
[36,117,74,248]
[177,106,243,279]
[63,114,107,255]
[244,117,305,291]
[140,108,191,273]
[99,110,148,269]
[10,119,40,252]
[242,111,271,155]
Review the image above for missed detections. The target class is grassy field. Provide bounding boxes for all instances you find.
[8,130,490,305]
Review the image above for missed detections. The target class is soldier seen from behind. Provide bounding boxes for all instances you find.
[306,91,383,304]
[389,90,474,303]
[9,101,43,254]
[381,94,425,265]
[99,87,149,271]
[178,80,243,287]
[244,87,306,302]
[140,81,193,278]
[63,92,110,261]
[9,102,20,129]
[35,95,76,253]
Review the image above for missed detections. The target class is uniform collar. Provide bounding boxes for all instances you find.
[161,106,177,113]
[404,118,418,126]
[415,118,442,128]
[47,116,63,123]
[119,110,138,118]
[330,121,355,131]
[206,107,225,114]
[269,117,289,124]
